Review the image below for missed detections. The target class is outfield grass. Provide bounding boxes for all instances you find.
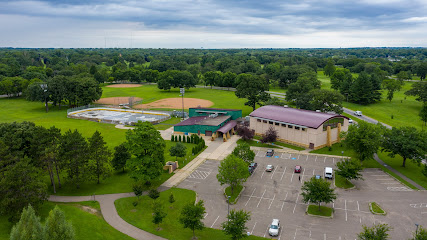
[115,188,266,240]
[102,85,254,116]
[49,140,197,196]
[0,201,133,240]
[307,205,333,217]
[377,151,427,189]
[225,185,243,204]
[335,175,355,189]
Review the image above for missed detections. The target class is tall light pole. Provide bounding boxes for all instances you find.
[180,88,185,119]
[341,151,344,159]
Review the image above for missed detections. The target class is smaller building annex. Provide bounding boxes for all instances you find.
[174,107,242,141]
[249,105,349,149]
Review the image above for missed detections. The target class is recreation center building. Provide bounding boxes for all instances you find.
[249,105,349,150]
[174,107,242,141]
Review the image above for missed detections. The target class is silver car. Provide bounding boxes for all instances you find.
[266,165,274,172]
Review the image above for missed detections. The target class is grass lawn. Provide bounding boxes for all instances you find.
[252,135,305,151]
[310,143,357,159]
[115,188,266,240]
[335,175,355,189]
[237,139,280,149]
[50,140,197,196]
[224,185,243,204]
[153,117,181,130]
[0,201,133,240]
[370,202,385,215]
[307,205,333,217]
[102,84,254,116]
[377,151,427,189]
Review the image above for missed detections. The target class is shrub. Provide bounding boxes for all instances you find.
[179,135,182,142]
[169,193,175,203]
[132,201,138,207]
[171,135,174,141]
[149,189,160,200]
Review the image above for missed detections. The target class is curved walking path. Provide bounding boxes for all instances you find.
[49,193,166,240]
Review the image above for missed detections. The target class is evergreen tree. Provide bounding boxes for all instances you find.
[10,205,44,240]
[112,143,131,172]
[44,206,75,240]
[88,131,112,184]
[350,72,374,105]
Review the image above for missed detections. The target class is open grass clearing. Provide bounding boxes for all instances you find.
[307,205,333,217]
[369,202,386,215]
[115,188,266,240]
[224,185,243,204]
[377,151,427,189]
[49,140,198,196]
[0,201,133,240]
[334,175,355,189]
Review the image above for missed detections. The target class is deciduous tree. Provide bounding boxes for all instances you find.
[112,143,131,172]
[410,225,427,240]
[152,201,167,230]
[216,155,250,195]
[344,121,384,161]
[335,158,363,182]
[301,176,336,211]
[235,73,270,111]
[310,89,344,113]
[261,126,277,143]
[382,127,427,167]
[179,200,206,239]
[324,59,336,77]
[126,122,166,182]
[221,209,251,240]
[357,223,391,240]
[169,142,187,161]
[232,142,255,164]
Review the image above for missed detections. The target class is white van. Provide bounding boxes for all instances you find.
[324,167,333,179]
[354,111,362,116]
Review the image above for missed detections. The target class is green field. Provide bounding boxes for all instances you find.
[48,140,198,196]
[335,175,355,189]
[0,201,133,240]
[115,188,267,240]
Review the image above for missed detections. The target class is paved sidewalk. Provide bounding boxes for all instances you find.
[162,136,239,188]
[373,153,425,190]
[49,193,165,240]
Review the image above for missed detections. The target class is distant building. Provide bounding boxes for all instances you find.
[249,105,349,150]
[174,107,242,142]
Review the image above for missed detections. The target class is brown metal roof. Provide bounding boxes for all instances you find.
[217,120,237,133]
[249,105,348,129]
[175,115,230,127]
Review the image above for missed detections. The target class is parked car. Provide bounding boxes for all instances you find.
[248,162,258,174]
[268,219,280,236]
[266,149,275,157]
[348,118,354,124]
[266,165,274,172]
[354,111,362,116]
[294,165,302,173]
[315,175,321,179]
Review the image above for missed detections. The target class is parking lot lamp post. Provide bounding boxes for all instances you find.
[227,196,231,219]
[416,223,419,235]
[341,151,344,159]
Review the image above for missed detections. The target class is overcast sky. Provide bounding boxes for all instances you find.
[0,0,426,48]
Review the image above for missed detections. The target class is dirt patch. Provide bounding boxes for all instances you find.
[95,97,142,105]
[106,84,142,88]
[134,98,213,109]
[130,209,137,213]
[80,206,100,216]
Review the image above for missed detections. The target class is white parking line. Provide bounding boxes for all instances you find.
[291,171,295,182]
[376,178,392,180]
[315,156,318,162]
[263,224,269,238]
[280,166,287,181]
[324,156,326,163]
[309,230,312,238]
[306,155,309,161]
[268,194,276,209]
[204,213,208,219]
[381,182,401,184]
[345,200,348,221]
[300,168,305,182]
[184,179,201,184]
[332,158,335,164]
[211,216,219,228]
[271,166,277,179]
[261,170,266,179]
[312,169,315,175]
[293,229,298,240]
[298,154,300,160]
[357,201,360,211]
[293,194,299,213]
[324,233,326,240]
[371,175,388,177]
[245,188,256,206]
[250,222,257,234]
[281,192,288,211]
[257,189,266,208]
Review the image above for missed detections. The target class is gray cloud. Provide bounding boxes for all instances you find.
[0,0,426,47]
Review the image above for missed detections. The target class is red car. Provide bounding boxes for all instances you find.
[294,165,302,173]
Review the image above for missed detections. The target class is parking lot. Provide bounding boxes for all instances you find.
[178,149,427,240]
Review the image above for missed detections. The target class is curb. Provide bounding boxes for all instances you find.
[223,186,245,205]
[305,205,334,219]
[369,202,387,216]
